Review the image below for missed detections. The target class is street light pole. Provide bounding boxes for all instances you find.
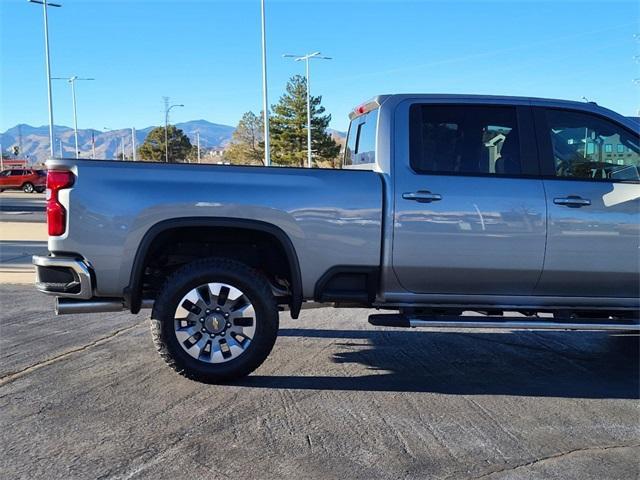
[305,58,311,168]
[283,52,331,168]
[28,0,62,158]
[260,0,271,166]
[53,76,94,159]
[164,103,184,163]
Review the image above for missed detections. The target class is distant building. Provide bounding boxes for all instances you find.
[1,158,29,169]
[206,148,225,158]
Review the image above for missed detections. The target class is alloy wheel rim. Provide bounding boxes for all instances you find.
[174,282,256,364]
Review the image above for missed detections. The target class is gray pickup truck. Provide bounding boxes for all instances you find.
[34,94,640,382]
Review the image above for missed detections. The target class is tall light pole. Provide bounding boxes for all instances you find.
[260,0,271,166]
[164,103,183,163]
[28,0,62,158]
[53,76,94,159]
[283,52,331,168]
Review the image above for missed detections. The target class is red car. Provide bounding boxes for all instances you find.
[0,168,46,193]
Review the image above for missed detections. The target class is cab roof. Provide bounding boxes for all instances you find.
[350,93,635,130]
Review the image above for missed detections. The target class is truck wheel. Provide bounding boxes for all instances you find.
[22,182,34,193]
[150,258,279,383]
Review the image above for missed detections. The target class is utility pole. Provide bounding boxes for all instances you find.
[260,0,271,166]
[28,0,61,158]
[164,101,184,163]
[283,52,331,168]
[131,127,136,161]
[53,76,94,158]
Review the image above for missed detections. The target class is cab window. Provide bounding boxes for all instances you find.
[409,104,522,175]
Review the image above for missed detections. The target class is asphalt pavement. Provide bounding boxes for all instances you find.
[1,282,638,480]
[1,191,638,479]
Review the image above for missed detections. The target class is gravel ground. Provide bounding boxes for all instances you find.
[1,284,638,479]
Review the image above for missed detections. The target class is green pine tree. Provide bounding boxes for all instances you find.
[270,75,340,167]
[138,125,192,163]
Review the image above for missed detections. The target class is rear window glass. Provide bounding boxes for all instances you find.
[344,109,378,166]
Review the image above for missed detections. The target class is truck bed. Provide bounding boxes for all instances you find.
[46,159,384,299]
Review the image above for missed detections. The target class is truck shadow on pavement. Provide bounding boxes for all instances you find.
[239,329,639,399]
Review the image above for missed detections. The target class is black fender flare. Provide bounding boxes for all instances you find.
[124,217,303,318]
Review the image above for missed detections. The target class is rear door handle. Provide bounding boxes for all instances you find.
[553,196,591,208]
[402,191,442,203]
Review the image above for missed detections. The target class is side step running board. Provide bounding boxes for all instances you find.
[368,314,640,332]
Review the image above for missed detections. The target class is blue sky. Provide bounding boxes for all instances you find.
[1,0,638,132]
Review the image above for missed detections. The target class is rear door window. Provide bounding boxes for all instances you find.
[409,104,523,176]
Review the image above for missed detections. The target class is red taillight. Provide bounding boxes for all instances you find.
[46,170,75,236]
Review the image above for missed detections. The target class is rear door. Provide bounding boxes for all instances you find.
[533,107,640,297]
[392,101,547,295]
[8,170,23,188]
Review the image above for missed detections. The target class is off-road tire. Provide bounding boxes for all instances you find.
[150,257,279,383]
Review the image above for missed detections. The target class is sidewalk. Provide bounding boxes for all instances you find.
[0,222,47,284]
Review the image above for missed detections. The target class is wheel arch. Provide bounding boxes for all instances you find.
[124,217,303,318]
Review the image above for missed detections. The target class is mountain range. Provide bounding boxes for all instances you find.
[1,121,347,164]
[0,120,236,164]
